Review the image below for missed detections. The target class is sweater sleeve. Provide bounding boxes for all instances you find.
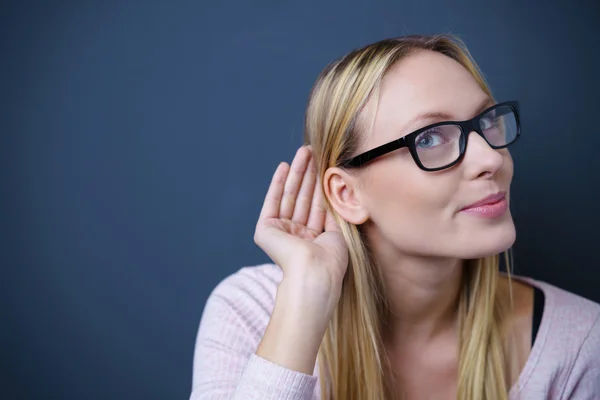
[189,267,319,400]
[560,313,600,399]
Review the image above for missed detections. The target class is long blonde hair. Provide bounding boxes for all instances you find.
[304,35,514,400]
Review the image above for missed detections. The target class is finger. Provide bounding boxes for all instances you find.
[258,162,290,221]
[291,155,317,225]
[306,177,327,233]
[279,147,311,220]
[324,207,341,233]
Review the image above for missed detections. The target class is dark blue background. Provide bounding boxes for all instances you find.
[2,1,599,399]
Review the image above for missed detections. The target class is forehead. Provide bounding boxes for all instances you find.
[364,49,489,144]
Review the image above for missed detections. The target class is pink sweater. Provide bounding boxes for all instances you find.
[190,264,600,399]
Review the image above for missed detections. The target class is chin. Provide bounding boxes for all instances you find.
[462,224,517,259]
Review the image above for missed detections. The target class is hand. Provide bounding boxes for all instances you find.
[254,146,349,296]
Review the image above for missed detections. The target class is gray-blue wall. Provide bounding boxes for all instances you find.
[3,1,599,398]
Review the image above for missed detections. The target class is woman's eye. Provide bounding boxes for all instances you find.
[416,131,445,148]
[481,116,498,130]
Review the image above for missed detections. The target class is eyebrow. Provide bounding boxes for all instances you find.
[402,97,493,132]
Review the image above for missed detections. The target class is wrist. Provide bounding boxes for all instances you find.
[278,273,341,317]
[256,279,337,375]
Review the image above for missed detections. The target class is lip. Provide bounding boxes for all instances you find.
[460,192,508,218]
[461,192,507,210]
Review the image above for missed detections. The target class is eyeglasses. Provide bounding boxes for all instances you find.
[342,101,521,171]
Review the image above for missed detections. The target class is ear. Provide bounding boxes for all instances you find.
[323,167,369,225]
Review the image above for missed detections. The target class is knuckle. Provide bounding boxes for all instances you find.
[273,173,286,185]
[296,194,311,205]
[281,195,295,208]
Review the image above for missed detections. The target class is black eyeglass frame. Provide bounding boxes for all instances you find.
[342,101,521,172]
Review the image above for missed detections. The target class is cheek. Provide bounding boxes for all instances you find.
[362,167,453,250]
[502,149,514,180]
[361,150,516,258]
[362,164,435,215]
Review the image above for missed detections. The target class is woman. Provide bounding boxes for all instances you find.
[190,35,600,399]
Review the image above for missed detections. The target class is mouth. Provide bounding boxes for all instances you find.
[461,192,506,211]
[460,192,508,218]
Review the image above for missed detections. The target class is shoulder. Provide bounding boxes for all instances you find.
[526,277,600,342]
[194,263,282,359]
[537,278,600,361]
[200,263,282,332]
[514,276,600,394]
[210,262,283,302]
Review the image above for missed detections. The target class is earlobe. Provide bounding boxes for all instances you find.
[323,167,369,225]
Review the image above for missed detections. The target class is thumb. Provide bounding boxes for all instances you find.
[324,208,342,233]
[254,226,305,267]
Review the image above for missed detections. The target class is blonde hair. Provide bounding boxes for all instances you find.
[304,35,514,400]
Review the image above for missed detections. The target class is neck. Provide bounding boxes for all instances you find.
[379,252,464,343]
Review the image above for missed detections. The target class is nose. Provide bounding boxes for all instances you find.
[462,130,504,179]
